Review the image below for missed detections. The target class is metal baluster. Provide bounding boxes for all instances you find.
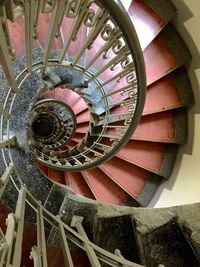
[0,228,8,267]
[43,0,67,71]
[37,203,48,267]
[0,164,14,199]
[0,5,15,59]
[102,84,135,98]
[0,136,16,149]
[30,246,42,267]
[0,106,10,118]
[115,249,128,267]
[100,113,133,119]
[5,213,16,267]
[11,187,26,267]
[86,47,129,84]
[33,0,44,39]
[104,125,128,129]
[100,64,135,88]
[84,29,121,71]
[92,133,121,140]
[0,243,7,267]
[94,142,112,151]
[105,96,137,109]
[57,216,74,267]
[72,10,109,66]
[85,147,104,157]
[71,216,101,267]
[59,0,92,63]
[81,153,93,163]
[72,156,83,166]
[0,15,18,92]
[115,249,145,267]
[25,0,36,74]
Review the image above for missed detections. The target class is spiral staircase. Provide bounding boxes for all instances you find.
[0,0,200,266]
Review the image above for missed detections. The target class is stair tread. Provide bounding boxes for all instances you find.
[144,25,191,86]
[55,88,80,106]
[66,172,95,199]
[129,0,167,50]
[76,122,89,133]
[66,140,77,149]
[93,215,140,263]
[72,98,88,115]
[144,73,182,114]
[81,168,130,205]
[48,168,65,185]
[116,140,169,175]
[72,133,85,143]
[43,90,55,99]
[76,110,90,124]
[134,218,200,267]
[144,67,193,114]
[133,110,182,143]
[37,162,48,176]
[100,157,150,198]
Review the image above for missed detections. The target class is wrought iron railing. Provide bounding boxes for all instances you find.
[0,164,145,267]
[0,0,146,171]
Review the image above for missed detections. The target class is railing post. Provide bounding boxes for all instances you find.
[0,164,14,198]
[24,0,36,74]
[71,216,101,267]
[0,136,16,148]
[30,246,42,267]
[0,242,8,267]
[11,187,26,267]
[37,203,48,267]
[0,106,10,118]
[0,228,8,267]
[0,10,18,92]
[115,249,128,267]
[5,213,16,267]
[57,216,74,267]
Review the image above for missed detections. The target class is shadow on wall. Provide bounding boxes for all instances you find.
[149,0,200,207]
[172,0,200,154]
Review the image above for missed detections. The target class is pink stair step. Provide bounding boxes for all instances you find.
[129,0,166,49]
[65,172,96,199]
[72,98,88,115]
[116,140,166,174]
[144,73,182,114]
[100,157,150,199]
[76,122,89,134]
[76,110,90,124]
[133,111,175,143]
[81,168,130,205]
[47,168,65,185]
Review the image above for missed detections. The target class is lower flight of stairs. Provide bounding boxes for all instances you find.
[44,195,200,267]
[1,193,200,267]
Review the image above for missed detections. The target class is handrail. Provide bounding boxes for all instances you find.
[0,0,146,171]
[0,166,145,267]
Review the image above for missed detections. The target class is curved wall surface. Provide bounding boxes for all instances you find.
[149,0,200,207]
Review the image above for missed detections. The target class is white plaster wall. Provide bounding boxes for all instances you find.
[149,0,200,207]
